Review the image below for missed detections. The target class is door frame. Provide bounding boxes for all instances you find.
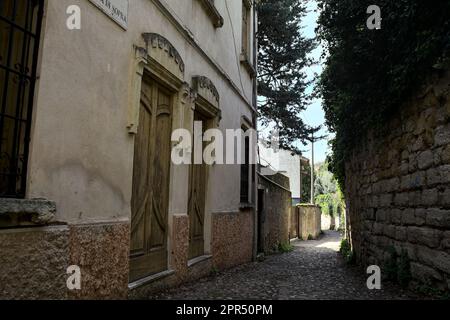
[128,36,186,286]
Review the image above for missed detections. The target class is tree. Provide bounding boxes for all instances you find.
[316,0,450,189]
[257,0,319,151]
[314,162,345,220]
[314,162,336,195]
[300,162,311,202]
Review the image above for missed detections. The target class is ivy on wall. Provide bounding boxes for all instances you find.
[316,0,450,189]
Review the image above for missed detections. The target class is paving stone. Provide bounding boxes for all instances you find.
[149,232,419,300]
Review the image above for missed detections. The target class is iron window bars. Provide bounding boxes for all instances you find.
[0,0,44,197]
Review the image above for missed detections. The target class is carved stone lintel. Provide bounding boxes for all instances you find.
[192,76,221,123]
[142,33,185,74]
[192,76,220,106]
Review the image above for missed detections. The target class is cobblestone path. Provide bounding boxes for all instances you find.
[151,231,419,300]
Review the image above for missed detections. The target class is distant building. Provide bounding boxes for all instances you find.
[259,143,310,205]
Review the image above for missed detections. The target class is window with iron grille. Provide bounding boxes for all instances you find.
[0,0,44,198]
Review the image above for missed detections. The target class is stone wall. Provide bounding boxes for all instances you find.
[0,226,69,299]
[346,70,450,292]
[68,222,129,299]
[259,173,292,253]
[297,205,322,240]
[290,206,299,239]
[322,214,340,231]
[0,222,130,300]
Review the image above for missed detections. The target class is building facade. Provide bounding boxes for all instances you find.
[0,0,257,299]
[259,143,310,204]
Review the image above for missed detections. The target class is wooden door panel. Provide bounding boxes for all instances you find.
[188,112,207,259]
[130,80,172,282]
[130,88,153,257]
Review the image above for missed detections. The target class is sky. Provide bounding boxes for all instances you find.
[298,0,332,165]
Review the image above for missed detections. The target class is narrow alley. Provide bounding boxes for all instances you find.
[151,231,417,300]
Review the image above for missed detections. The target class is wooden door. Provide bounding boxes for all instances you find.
[130,78,172,282]
[188,112,208,259]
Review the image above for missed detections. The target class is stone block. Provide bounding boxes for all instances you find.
[373,222,384,235]
[410,262,443,283]
[400,162,409,175]
[0,226,69,299]
[384,177,400,193]
[364,208,375,221]
[394,192,409,206]
[442,231,450,249]
[0,198,56,227]
[407,227,441,248]
[439,165,450,184]
[435,124,450,147]
[408,154,419,172]
[379,194,393,207]
[426,167,441,186]
[402,209,416,225]
[416,245,450,275]
[421,189,439,206]
[390,209,403,225]
[442,145,450,164]
[376,209,387,222]
[426,209,450,228]
[395,226,407,241]
[384,224,396,238]
[413,209,427,226]
[400,174,411,190]
[410,171,426,188]
[439,188,450,206]
[409,190,422,207]
[69,222,129,300]
[417,150,435,170]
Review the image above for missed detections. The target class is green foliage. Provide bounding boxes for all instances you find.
[301,162,312,202]
[307,234,314,240]
[278,242,294,253]
[211,266,219,275]
[314,162,345,217]
[339,238,355,264]
[397,250,412,288]
[315,162,337,195]
[384,246,398,282]
[415,283,450,300]
[317,0,450,189]
[384,246,412,288]
[257,0,319,151]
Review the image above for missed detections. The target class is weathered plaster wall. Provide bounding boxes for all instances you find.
[346,70,450,292]
[28,0,255,225]
[259,173,291,253]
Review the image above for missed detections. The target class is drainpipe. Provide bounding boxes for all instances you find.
[252,1,259,260]
[310,134,315,205]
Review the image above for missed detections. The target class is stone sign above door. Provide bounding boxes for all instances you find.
[89,0,129,30]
